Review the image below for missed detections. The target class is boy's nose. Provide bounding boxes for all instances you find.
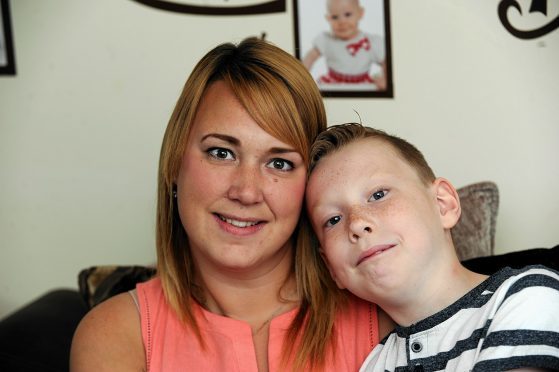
[348,207,374,243]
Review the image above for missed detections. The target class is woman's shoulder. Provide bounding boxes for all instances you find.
[339,294,395,342]
[333,294,374,337]
[70,291,145,371]
[342,292,375,314]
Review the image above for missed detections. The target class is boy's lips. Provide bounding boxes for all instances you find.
[356,244,396,266]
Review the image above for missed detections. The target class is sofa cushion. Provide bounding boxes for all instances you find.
[0,289,88,372]
[452,181,499,261]
[78,265,155,308]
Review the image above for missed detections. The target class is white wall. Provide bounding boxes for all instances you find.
[0,0,557,318]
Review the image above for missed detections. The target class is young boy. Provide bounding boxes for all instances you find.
[306,123,559,371]
[302,0,386,90]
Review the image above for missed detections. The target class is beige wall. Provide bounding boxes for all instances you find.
[1,0,557,318]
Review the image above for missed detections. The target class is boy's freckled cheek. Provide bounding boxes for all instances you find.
[377,200,406,218]
[357,199,404,220]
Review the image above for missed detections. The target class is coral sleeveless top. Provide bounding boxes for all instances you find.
[137,278,379,371]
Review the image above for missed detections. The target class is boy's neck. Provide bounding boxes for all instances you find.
[379,256,488,327]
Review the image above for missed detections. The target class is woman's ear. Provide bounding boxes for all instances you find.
[319,247,346,289]
[433,178,461,229]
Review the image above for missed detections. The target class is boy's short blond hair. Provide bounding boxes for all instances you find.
[309,123,436,185]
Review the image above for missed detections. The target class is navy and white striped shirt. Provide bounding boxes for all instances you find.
[360,265,559,371]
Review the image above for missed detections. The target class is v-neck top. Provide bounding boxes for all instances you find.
[137,277,379,371]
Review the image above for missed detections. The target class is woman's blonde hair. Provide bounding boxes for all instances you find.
[156,37,344,370]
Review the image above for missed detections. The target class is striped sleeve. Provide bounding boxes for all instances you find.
[473,266,559,371]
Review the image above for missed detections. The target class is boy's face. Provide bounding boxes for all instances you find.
[326,0,364,41]
[306,138,454,302]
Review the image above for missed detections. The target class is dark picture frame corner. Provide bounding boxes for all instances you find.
[0,0,16,76]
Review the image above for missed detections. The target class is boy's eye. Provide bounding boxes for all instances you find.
[325,215,341,228]
[369,190,388,201]
[266,158,294,171]
[344,12,352,17]
[208,147,234,160]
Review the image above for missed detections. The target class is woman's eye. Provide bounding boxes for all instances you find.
[208,148,234,160]
[266,158,294,171]
[325,216,341,228]
[369,190,388,201]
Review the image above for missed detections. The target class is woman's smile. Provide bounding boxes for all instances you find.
[213,213,266,236]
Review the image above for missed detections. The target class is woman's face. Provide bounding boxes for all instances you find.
[176,80,307,277]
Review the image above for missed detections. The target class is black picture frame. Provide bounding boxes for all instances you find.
[293,0,393,98]
[0,0,15,75]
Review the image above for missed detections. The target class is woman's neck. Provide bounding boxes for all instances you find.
[202,275,298,325]
[197,265,299,372]
[194,246,299,330]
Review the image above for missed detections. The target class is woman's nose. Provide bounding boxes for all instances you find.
[348,208,373,243]
[226,164,264,205]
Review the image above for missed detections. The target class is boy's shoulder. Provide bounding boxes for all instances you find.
[467,264,558,318]
[381,264,558,341]
[360,265,559,371]
[485,264,559,314]
[485,264,559,292]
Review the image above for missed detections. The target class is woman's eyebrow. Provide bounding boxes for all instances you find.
[201,133,299,156]
[269,147,298,155]
[201,133,239,145]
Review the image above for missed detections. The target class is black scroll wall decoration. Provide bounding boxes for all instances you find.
[498,0,559,39]
[129,0,285,15]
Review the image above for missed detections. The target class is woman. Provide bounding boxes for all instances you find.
[70,37,388,371]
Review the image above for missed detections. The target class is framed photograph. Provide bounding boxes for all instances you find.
[293,0,392,98]
[0,0,16,75]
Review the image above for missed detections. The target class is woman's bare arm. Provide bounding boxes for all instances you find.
[70,292,145,372]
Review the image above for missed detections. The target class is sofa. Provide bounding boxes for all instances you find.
[1,181,557,372]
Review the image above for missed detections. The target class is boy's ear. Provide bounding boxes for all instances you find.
[319,247,346,289]
[433,178,461,229]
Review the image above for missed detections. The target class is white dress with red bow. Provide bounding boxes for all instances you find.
[313,31,385,85]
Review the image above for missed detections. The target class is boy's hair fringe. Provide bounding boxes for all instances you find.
[309,123,436,185]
